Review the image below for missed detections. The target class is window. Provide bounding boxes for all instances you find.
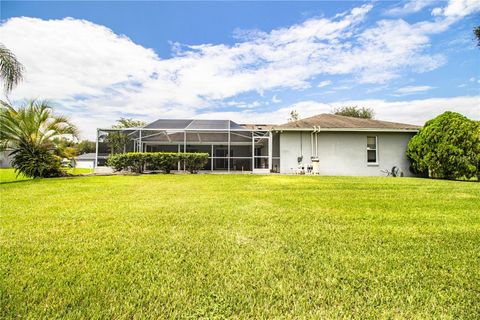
[367,136,377,164]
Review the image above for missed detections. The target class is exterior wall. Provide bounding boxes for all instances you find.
[0,151,13,168]
[279,131,416,176]
[75,160,95,169]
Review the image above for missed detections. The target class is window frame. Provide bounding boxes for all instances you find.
[366,136,378,165]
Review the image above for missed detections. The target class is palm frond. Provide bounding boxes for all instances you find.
[0,100,78,151]
[0,43,25,94]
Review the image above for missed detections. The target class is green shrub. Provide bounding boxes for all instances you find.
[11,148,65,178]
[407,111,480,180]
[148,153,179,173]
[107,152,146,173]
[107,152,209,174]
[183,153,209,173]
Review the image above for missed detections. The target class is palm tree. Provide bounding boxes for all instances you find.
[0,43,24,94]
[0,100,78,177]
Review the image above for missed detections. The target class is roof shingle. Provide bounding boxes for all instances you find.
[274,114,420,131]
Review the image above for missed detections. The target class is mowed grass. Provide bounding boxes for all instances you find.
[0,167,92,183]
[1,169,479,319]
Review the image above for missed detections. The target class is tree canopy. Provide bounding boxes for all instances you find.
[0,43,24,94]
[112,118,146,129]
[287,110,299,122]
[474,26,480,47]
[333,106,374,119]
[105,118,146,154]
[407,111,480,180]
[77,140,96,154]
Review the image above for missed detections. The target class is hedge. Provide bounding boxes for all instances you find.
[107,152,209,174]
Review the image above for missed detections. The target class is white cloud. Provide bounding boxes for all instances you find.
[239,101,262,109]
[317,80,332,88]
[271,95,281,103]
[0,0,478,138]
[212,96,480,126]
[0,18,159,100]
[396,85,434,94]
[432,0,480,18]
[386,0,436,16]
[132,94,480,131]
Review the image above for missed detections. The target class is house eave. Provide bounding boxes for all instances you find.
[271,127,420,133]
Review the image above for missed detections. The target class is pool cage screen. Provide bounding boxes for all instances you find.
[95,119,276,172]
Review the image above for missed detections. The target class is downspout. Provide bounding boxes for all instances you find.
[311,126,319,159]
[300,131,303,157]
[316,125,321,157]
[310,130,315,159]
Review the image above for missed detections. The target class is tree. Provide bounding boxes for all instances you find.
[333,106,374,119]
[106,118,146,154]
[474,26,480,47]
[52,137,78,160]
[407,112,480,180]
[0,100,78,178]
[288,110,299,122]
[0,43,24,94]
[113,118,146,129]
[77,140,96,154]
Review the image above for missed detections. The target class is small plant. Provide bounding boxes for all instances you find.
[381,166,401,177]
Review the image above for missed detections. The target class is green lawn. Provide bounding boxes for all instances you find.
[0,167,92,183]
[1,169,479,318]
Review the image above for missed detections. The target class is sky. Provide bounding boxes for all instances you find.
[0,0,479,139]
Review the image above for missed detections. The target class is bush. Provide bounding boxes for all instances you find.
[107,152,209,174]
[107,152,145,173]
[148,153,179,173]
[407,112,480,180]
[11,148,65,178]
[183,153,209,174]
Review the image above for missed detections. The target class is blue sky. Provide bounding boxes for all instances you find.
[1,0,479,138]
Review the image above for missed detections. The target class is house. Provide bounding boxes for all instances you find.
[0,150,14,168]
[273,114,420,176]
[95,114,420,176]
[73,153,96,169]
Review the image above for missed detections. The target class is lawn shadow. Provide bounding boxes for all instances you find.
[0,179,33,185]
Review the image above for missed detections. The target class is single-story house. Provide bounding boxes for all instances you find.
[95,114,421,176]
[0,150,14,168]
[73,153,96,169]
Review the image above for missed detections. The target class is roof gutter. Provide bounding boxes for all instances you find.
[273,127,420,133]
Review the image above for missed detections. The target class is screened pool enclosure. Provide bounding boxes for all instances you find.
[95,119,280,173]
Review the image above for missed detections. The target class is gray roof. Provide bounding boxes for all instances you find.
[76,153,96,160]
[99,115,420,133]
[274,114,421,131]
[144,119,246,130]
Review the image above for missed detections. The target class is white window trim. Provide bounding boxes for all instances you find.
[367,136,378,165]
